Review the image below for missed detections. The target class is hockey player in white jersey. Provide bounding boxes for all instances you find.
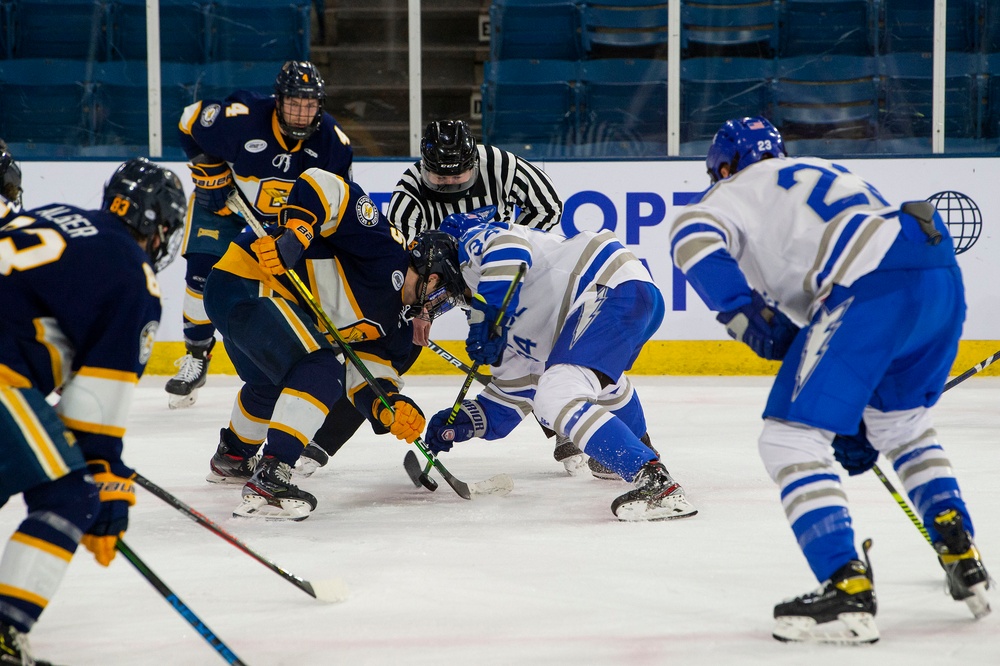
[670,116,990,644]
[408,226,697,522]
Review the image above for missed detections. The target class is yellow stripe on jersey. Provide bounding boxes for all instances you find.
[57,368,138,438]
[271,298,321,353]
[299,169,348,237]
[76,367,138,384]
[183,286,212,325]
[33,317,72,388]
[214,244,298,302]
[0,583,49,610]
[180,192,196,254]
[0,388,70,479]
[10,533,73,563]
[268,421,310,446]
[345,351,400,403]
[0,364,31,389]
[235,389,271,425]
[178,101,204,136]
[282,387,329,415]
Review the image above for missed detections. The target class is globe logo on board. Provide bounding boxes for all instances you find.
[927,191,982,255]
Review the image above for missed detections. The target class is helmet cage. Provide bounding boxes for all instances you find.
[407,231,468,321]
[274,61,326,141]
[420,120,479,193]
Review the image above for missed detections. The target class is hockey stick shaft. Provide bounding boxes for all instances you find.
[116,540,248,665]
[943,349,1000,391]
[871,464,932,544]
[226,192,478,499]
[427,341,492,386]
[134,473,339,600]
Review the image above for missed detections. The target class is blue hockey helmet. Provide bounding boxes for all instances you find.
[274,60,326,141]
[102,157,187,272]
[0,139,22,207]
[408,230,468,321]
[706,116,786,184]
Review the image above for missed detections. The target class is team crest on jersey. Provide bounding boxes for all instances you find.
[356,196,378,227]
[200,104,221,127]
[245,139,267,153]
[392,270,404,291]
[139,321,158,365]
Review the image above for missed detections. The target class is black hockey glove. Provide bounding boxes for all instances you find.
[188,157,234,215]
[832,422,879,476]
[716,291,799,361]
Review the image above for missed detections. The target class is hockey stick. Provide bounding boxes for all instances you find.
[871,464,932,544]
[116,540,248,665]
[226,191,511,500]
[134,473,348,602]
[427,341,492,387]
[943,349,1000,391]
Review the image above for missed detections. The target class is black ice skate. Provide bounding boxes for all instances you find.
[293,441,330,479]
[610,460,697,521]
[932,508,991,619]
[773,543,878,645]
[235,455,317,521]
[553,435,586,475]
[206,428,258,484]
[0,622,54,666]
[165,338,215,409]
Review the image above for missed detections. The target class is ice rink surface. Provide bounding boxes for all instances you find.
[3,375,997,665]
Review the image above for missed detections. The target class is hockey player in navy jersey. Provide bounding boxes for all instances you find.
[670,116,990,644]
[169,60,353,409]
[203,168,424,520]
[411,225,697,522]
[0,154,186,664]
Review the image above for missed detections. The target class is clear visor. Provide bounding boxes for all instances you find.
[405,284,467,322]
[420,163,477,194]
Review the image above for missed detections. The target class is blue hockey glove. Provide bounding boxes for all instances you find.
[188,158,234,215]
[466,294,510,365]
[440,205,497,239]
[424,400,487,454]
[81,459,135,567]
[716,291,799,361]
[832,422,879,476]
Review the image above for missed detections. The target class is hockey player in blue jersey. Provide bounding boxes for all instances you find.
[203,168,424,520]
[670,116,990,644]
[0,154,186,664]
[410,225,697,522]
[169,60,353,409]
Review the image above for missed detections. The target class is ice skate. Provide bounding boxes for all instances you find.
[553,435,586,475]
[588,456,622,480]
[206,428,258,484]
[293,441,330,479]
[165,338,215,409]
[773,550,878,645]
[235,455,317,521]
[0,622,54,666]
[610,461,697,521]
[932,509,991,619]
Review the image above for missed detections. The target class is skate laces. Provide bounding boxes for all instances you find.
[172,353,205,382]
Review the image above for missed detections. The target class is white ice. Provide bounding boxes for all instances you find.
[3,375,997,665]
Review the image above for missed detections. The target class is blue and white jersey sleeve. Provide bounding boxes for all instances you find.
[459,222,531,309]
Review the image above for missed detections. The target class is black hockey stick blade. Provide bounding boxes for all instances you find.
[403,450,438,491]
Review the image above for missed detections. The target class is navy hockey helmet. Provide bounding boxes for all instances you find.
[0,139,23,207]
[274,60,326,141]
[408,230,468,321]
[706,116,786,184]
[420,120,479,194]
[102,157,187,272]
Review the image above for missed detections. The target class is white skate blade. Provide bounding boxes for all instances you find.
[614,494,698,522]
[773,613,879,645]
[470,473,514,497]
[309,578,350,603]
[168,390,198,409]
[233,494,313,521]
[965,582,991,619]
[561,454,587,476]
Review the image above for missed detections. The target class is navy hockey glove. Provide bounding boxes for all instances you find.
[81,459,135,567]
[188,158,234,215]
[440,205,497,239]
[832,422,879,476]
[466,294,510,365]
[424,400,488,454]
[716,291,799,361]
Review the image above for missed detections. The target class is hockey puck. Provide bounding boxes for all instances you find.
[418,473,439,492]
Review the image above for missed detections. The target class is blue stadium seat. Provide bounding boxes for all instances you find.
[580,1,669,60]
[779,0,875,57]
[774,55,879,140]
[110,0,213,63]
[880,0,978,54]
[10,0,112,60]
[0,59,96,146]
[93,60,150,147]
[482,58,581,156]
[579,58,668,156]
[984,1,1000,55]
[1,0,13,58]
[213,0,310,62]
[680,56,775,143]
[192,60,285,102]
[489,0,582,61]
[880,52,983,140]
[681,0,779,59]
[983,54,1000,139]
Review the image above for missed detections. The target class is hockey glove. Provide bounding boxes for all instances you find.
[188,158,234,215]
[832,421,879,476]
[250,216,314,276]
[716,291,799,361]
[440,205,497,239]
[466,294,510,366]
[81,460,136,567]
[373,393,426,444]
[424,400,488,454]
